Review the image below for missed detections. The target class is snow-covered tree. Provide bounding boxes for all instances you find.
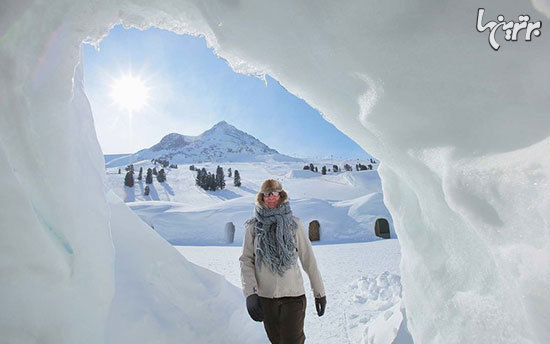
[234,170,241,187]
[195,168,207,189]
[157,169,166,183]
[216,165,225,189]
[146,168,153,184]
[124,171,134,187]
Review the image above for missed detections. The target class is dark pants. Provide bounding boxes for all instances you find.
[259,294,307,344]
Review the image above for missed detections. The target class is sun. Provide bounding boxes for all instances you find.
[110,73,150,112]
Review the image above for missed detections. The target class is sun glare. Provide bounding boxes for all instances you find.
[110,73,150,112]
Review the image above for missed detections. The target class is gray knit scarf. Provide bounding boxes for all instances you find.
[245,201,298,276]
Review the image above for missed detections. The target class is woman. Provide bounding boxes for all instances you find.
[239,179,327,344]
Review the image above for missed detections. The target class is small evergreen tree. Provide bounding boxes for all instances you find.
[206,172,216,191]
[344,164,352,171]
[216,165,225,190]
[195,170,204,189]
[303,165,310,170]
[228,167,232,177]
[321,166,327,175]
[314,167,318,172]
[144,185,150,196]
[118,168,121,174]
[234,170,241,187]
[309,163,314,171]
[146,168,153,184]
[190,165,195,171]
[124,171,134,187]
[153,167,158,175]
[333,165,339,172]
[157,169,166,183]
[138,167,143,180]
[200,168,208,189]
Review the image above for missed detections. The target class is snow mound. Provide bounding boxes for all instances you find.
[351,272,402,311]
[345,271,406,343]
[128,194,393,245]
[286,169,319,179]
[105,191,265,343]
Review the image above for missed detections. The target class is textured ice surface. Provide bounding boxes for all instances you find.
[105,191,265,343]
[1,0,550,343]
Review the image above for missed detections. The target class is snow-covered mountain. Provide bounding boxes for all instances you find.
[106,121,302,167]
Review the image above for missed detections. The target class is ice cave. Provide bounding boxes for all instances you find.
[1,0,549,343]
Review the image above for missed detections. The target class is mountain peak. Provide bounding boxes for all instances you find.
[108,120,304,166]
[151,132,190,152]
[210,120,236,131]
[213,120,229,127]
[201,120,241,137]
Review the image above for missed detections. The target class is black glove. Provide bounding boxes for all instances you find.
[315,296,326,316]
[246,294,263,322]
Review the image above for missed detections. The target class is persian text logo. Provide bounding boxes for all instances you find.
[476,8,542,51]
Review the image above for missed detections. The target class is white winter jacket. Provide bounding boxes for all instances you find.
[239,215,326,299]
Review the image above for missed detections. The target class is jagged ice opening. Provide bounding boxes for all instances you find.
[1,0,550,343]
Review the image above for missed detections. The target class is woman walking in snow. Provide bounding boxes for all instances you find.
[239,179,326,343]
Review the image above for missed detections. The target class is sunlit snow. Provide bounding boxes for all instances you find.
[1,0,549,343]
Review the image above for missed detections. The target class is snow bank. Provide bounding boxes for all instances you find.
[127,193,393,245]
[105,191,265,343]
[0,56,114,341]
[1,0,549,343]
[345,272,404,343]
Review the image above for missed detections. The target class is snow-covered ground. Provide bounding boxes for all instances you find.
[106,159,395,245]
[177,240,411,344]
[107,157,408,342]
[6,1,549,342]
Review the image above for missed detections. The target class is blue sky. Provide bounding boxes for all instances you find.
[83,25,369,159]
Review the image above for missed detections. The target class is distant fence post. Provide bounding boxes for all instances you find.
[374,218,390,239]
[309,220,320,242]
[225,222,235,243]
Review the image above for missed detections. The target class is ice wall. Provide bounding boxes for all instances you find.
[105,191,266,343]
[1,0,549,343]
[0,41,114,343]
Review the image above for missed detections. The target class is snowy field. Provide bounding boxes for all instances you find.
[105,159,396,245]
[177,240,410,344]
[106,158,409,342]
